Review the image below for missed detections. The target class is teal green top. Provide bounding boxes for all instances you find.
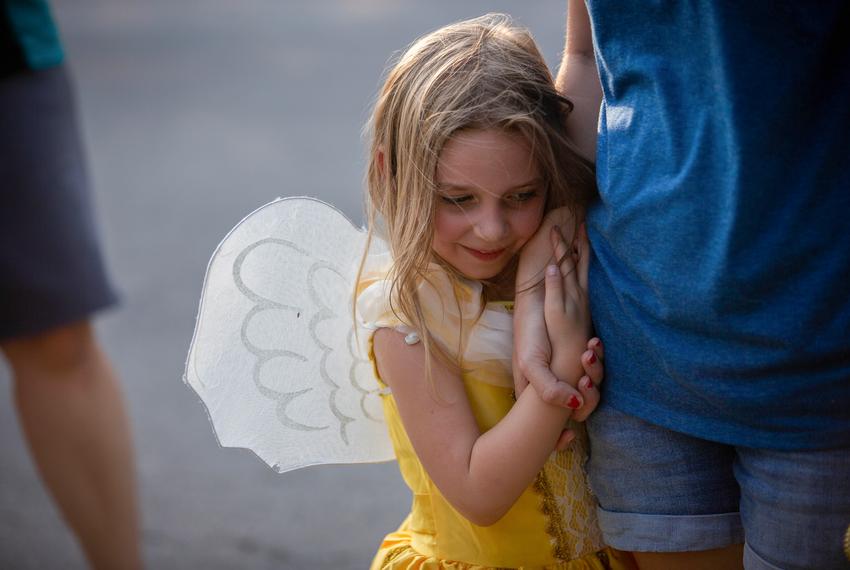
[3,0,63,69]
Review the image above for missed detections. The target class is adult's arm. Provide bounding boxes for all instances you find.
[556,0,602,162]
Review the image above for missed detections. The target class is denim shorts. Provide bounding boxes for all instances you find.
[587,403,850,570]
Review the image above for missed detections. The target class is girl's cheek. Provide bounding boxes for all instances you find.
[524,203,547,237]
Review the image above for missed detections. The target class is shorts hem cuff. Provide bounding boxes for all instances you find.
[596,506,744,552]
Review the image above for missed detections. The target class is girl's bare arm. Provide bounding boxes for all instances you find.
[374,326,572,527]
[373,223,598,526]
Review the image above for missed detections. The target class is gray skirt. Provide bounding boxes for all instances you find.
[0,65,117,340]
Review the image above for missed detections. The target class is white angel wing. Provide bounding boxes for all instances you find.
[184,197,394,473]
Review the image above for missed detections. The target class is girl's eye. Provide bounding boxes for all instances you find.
[508,190,539,204]
[440,194,473,206]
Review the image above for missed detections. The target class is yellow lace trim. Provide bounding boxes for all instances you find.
[532,425,605,562]
[534,469,571,562]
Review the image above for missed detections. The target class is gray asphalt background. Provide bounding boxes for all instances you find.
[0,2,565,568]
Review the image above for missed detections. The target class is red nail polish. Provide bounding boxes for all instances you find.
[588,352,597,364]
[585,378,594,389]
[568,395,581,409]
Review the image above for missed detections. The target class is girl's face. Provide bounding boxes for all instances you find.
[433,128,545,282]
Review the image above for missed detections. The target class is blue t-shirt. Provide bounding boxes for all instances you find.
[586,1,850,450]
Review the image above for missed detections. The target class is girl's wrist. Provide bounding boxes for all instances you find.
[550,354,584,387]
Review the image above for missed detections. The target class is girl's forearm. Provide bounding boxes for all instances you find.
[458,386,571,525]
[377,328,569,528]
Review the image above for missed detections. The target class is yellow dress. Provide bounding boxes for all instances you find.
[356,255,634,570]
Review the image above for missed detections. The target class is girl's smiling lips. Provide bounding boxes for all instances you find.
[462,245,507,261]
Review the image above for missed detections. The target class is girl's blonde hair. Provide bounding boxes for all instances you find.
[358,13,596,373]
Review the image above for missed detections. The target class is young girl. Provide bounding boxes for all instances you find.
[356,14,633,570]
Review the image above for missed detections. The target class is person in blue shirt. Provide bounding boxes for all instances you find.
[519,2,850,569]
[0,2,141,568]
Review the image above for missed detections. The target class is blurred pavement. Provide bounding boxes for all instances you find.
[0,2,565,568]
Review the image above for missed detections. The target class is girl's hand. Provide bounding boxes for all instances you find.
[545,225,602,450]
[513,207,576,406]
[514,214,604,414]
[544,224,592,384]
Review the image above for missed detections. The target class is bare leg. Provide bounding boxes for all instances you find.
[3,321,141,570]
[633,544,744,570]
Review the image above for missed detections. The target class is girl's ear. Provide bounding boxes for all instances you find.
[375,146,386,178]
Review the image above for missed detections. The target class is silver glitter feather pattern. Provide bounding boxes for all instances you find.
[185,198,394,473]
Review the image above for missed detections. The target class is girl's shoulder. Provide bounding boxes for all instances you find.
[356,255,513,378]
[355,251,416,339]
[356,253,481,335]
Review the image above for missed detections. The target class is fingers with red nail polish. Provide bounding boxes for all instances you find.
[571,374,601,422]
[581,343,604,393]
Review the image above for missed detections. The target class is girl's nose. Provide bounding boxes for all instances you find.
[473,205,508,242]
